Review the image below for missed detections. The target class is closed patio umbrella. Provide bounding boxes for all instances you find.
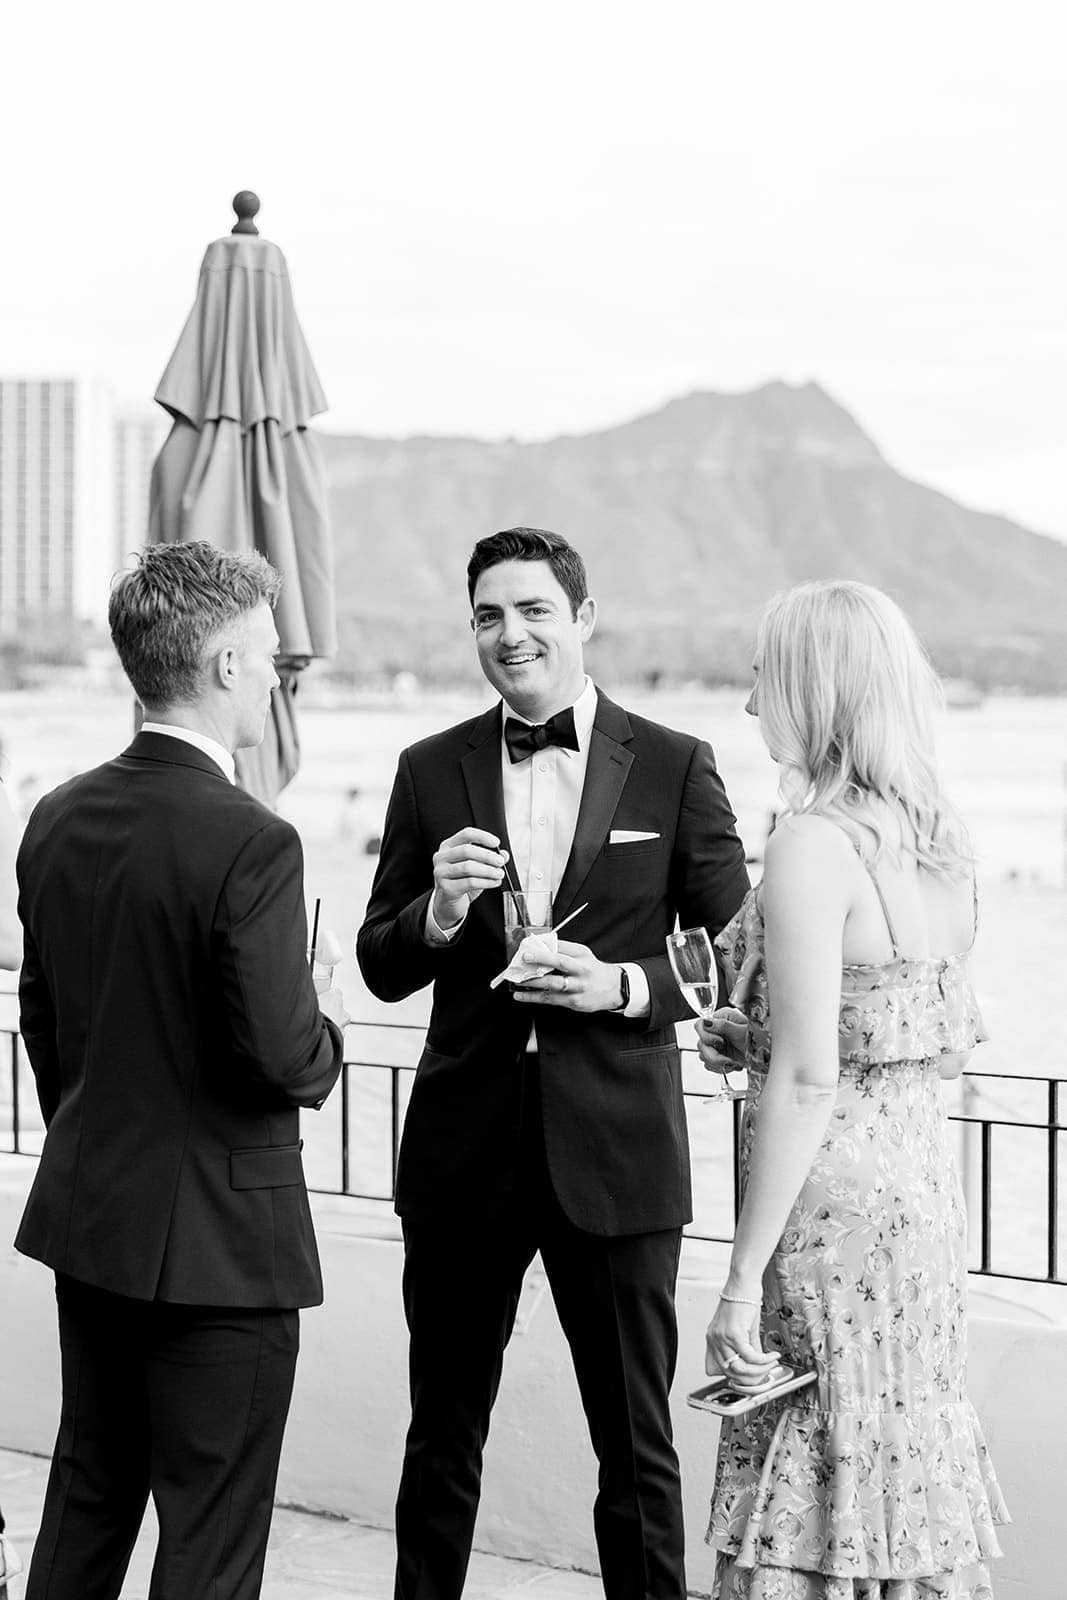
[148,191,336,801]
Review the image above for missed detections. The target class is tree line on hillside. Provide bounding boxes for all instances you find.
[324,612,1067,695]
[5,605,1066,696]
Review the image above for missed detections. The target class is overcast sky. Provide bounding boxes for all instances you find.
[4,1,1064,538]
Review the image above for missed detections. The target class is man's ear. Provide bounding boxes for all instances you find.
[577,596,597,643]
[213,644,239,690]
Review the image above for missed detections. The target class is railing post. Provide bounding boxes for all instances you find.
[1050,1080,1060,1284]
[391,1068,401,1202]
[340,1063,350,1194]
[10,1032,19,1156]
[961,1076,980,1266]
[980,1120,993,1274]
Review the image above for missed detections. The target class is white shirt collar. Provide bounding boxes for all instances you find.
[501,676,598,753]
[140,722,237,784]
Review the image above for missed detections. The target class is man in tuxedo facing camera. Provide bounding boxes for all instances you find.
[15,542,345,1600]
[358,527,750,1600]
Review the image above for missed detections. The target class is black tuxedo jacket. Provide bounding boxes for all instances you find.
[357,691,750,1235]
[15,732,344,1308]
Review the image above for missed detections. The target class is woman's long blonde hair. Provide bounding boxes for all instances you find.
[754,580,973,876]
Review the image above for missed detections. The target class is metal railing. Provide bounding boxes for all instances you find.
[951,1071,1065,1286]
[2,1023,1064,1287]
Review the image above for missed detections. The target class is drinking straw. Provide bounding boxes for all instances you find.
[309,897,321,969]
[553,901,588,935]
[479,825,522,898]
[502,853,523,899]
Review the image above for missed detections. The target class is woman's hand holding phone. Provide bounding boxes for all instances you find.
[705,1296,779,1392]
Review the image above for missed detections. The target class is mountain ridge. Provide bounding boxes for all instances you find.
[316,382,1067,690]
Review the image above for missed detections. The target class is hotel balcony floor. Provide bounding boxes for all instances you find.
[0,1445,607,1599]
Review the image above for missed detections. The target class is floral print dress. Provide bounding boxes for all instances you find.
[706,881,1010,1600]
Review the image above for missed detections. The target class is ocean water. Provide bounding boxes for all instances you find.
[2,684,1065,1293]
[285,684,1067,884]
[2,683,1063,890]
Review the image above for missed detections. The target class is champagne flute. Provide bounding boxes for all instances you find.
[666,927,746,1102]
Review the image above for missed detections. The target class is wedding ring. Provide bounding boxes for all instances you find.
[560,976,569,993]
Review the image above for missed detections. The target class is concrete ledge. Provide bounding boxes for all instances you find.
[0,1158,1052,1595]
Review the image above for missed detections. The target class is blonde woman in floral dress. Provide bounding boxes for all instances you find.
[697,581,1009,1600]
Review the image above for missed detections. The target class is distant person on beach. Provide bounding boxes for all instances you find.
[698,580,1009,1597]
[15,542,345,1600]
[358,526,750,1600]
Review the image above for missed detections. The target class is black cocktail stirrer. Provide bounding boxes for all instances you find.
[308,897,321,969]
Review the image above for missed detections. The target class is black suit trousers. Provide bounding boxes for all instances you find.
[394,1059,685,1600]
[26,1276,299,1600]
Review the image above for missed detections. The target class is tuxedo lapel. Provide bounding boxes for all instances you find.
[553,693,634,921]
[461,706,513,942]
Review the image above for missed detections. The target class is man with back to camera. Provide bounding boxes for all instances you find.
[357,527,751,1600]
[15,541,346,1600]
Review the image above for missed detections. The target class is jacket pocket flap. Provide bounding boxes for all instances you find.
[230,1142,305,1190]
[604,836,662,858]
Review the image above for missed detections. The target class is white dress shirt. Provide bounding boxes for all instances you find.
[503,674,598,900]
[426,678,649,1017]
[140,722,237,785]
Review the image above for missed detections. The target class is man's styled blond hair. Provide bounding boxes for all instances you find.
[109,541,281,710]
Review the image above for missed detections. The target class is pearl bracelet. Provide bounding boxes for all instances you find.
[719,1291,761,1306]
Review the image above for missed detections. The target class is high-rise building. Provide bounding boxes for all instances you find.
[114,405,168,578]
[0,376,115,631]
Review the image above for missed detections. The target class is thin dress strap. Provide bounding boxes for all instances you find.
[968,868,979,951]
[850,838,900,959]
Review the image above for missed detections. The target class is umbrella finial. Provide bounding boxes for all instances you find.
[231,191,261,235]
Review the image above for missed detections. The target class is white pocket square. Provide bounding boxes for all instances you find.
[609,829,660,844]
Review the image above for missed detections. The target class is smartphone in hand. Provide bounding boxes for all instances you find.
[687,1364,816,1417]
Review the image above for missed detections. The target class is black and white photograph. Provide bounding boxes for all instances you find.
[0,3,1064,1597]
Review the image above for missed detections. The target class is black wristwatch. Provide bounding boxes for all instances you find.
[614,965,630,1012]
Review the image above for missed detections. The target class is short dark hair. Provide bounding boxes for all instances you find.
[466,528,588,617]
[109,541,282,709]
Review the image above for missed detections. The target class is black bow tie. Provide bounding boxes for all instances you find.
[504,707,580,763]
